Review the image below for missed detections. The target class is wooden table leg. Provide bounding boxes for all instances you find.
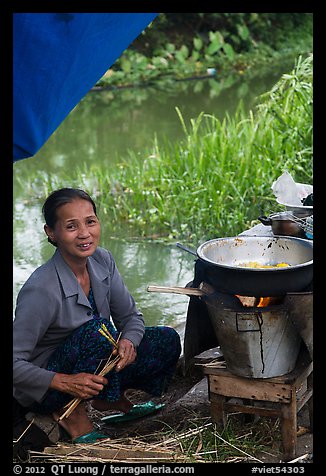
[280,393,297,461]
[210,393,227,426]
[307,372,313,432]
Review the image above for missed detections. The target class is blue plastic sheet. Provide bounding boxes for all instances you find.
[13,13,158,162]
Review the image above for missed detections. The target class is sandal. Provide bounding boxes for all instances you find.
[101,401,165,424]
[72,429,109,444]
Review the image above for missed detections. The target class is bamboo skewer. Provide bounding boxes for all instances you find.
[99,323,119,349]
[13,418,35,444]
[147,285,206,296]
[147,282,215,296]
[57,329,121,421]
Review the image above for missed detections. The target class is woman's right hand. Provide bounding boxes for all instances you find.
[49,372,108,400]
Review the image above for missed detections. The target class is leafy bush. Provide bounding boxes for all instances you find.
[98,13,312,89]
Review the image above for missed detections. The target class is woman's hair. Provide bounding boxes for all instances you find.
[42,188,97,246]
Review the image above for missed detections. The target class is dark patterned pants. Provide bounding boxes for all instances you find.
[32,317,181,414]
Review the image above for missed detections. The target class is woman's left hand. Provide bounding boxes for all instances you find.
[115,338,137,371]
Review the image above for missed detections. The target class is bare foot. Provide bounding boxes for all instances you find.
[53,402,94,439]
[91,394,133,413]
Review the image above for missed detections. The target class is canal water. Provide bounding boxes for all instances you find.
[13,60,295,327]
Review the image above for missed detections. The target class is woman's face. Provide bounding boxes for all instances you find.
[44,198,101,264]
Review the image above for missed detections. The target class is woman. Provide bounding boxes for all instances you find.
[13,188,181,443]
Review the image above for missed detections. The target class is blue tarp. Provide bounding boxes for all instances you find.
[13,13,158,162]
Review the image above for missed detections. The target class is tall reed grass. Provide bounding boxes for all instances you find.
[31,54,313,245]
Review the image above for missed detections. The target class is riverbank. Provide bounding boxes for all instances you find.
[80,54,313,245]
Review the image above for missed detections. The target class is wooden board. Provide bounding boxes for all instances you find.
[208,374,292,402]
[40,443,185,462]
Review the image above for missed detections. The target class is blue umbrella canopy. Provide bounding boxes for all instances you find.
[13,12,158,162]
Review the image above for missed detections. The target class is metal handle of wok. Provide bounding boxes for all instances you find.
[176,242,197,257]
[258,215,272,226]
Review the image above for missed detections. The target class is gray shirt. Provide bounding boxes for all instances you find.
[13,247,145,407]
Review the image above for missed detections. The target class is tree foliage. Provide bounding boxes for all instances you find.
[133,13,312,56]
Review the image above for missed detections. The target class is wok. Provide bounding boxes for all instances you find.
[177,236,313,296]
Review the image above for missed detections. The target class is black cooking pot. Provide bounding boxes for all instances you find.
[177,236,313,296]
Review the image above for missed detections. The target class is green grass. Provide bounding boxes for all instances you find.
[88,54,313,244]
[149,414,282,463]
[19,54,312,246]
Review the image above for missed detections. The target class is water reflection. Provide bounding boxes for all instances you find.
[13,201,45,311]
[103,238,195,327]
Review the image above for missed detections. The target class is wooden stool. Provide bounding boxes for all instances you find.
[202,350,313,461]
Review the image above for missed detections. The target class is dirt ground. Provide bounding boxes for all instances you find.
[27,354,313,464]
[84,360,313,464]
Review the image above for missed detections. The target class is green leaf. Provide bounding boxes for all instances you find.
[193,37,203,51]
[206,31,224,56]
[166,43,176,53]
[237,24,250,41]
[120,58,131,73]
[209,31,224,44]
[179,44,189,58]
[206,41,221,56]
[223,43,235,60]
[191,50,200,61]
[175,51,186,64]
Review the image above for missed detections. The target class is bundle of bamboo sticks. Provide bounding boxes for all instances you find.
[57,324,121,421]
